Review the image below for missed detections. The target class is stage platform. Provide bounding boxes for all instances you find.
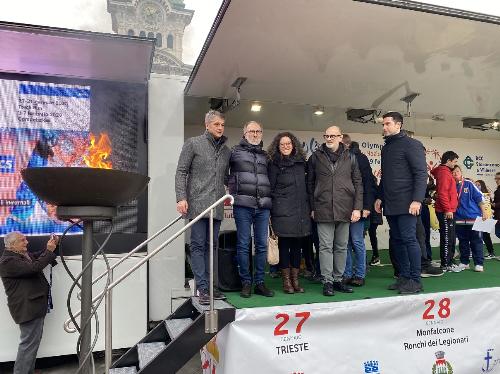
[224,245,500,308]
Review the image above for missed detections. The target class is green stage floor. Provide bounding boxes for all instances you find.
[225,245,500,309]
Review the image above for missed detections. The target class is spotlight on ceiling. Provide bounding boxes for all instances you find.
[346,108,379,124]
[250,102,262,112]
[462,117,500,131]
[313,106,324,116]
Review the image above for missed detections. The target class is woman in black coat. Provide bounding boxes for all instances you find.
[268,132,311,294]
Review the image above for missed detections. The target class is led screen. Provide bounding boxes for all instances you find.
[0,76,147,236]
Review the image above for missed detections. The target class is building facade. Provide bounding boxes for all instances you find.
[107,0,194,75]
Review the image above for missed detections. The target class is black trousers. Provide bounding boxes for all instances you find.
[367,223,379,258]
[483,232,495,255]
[436,212,456,267]
[278,236,303,269]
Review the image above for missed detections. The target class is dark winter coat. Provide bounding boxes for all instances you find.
[493,186,500,221]
[0,249,56,324]
[268,155,311,237]
[370,175,383,225]
[306,143,363,223]
[379,132,428,216]
[350,147,377,211]
[175,131,231,220]
[228,139,272,209]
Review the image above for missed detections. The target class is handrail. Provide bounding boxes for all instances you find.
[83,215,183,290]
[64,194,234,333]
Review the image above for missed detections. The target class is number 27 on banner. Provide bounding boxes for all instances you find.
[274,312,311,336]
[422,297,451,319]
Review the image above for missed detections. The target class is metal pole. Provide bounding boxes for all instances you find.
[80,220,93,374]
[205,208,218,333]
[104,268,113,374]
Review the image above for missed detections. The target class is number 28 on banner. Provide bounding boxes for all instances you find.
[422,297,451,320]
[274,312,311,336]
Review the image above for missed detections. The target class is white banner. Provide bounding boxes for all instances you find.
[202,287,500,373]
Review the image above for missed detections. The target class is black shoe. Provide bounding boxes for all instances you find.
[398,279,423,295]
[387,277,406,291]
[350,276,365,287]
[254,283,274,297]
[369,256,381,266]
[323,282,335,296]
[212,288,226,300]
[240,284,252,298]
[421,265,444,278]
[332,281,353,293]
[197,290,210,305]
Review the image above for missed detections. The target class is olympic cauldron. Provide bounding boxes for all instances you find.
[21,167,149,374]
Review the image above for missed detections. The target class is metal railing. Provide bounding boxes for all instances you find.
[63,194,234,374]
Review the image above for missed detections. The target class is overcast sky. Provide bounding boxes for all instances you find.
[2,0,500,65]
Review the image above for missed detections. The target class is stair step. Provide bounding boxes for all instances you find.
[191,297,233,312]
[165,318,193,340]
[137,342,166,369]
[109,367,137,374]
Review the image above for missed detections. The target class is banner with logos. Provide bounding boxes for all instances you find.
[202,287,500,374]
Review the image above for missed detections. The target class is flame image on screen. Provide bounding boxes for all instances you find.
[83,132,112,169]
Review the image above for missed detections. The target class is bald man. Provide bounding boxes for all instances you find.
[307,125,363,296]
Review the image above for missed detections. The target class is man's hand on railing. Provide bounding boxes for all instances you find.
[176,200,188,215]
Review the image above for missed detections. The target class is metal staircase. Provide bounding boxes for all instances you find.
[109,298,235,374]
[62,195,236,374]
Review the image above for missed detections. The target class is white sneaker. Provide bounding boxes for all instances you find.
[447,263,466,273]
[474,265,484,272]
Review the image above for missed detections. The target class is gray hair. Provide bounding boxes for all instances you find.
[4,231,22,249]
[205,110,224,125]
[243,121,263,133]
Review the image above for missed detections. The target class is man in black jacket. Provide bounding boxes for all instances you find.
[307,126,363,296]
[375,112,427,294]
[0,231,58,374]
[228,121,274,298]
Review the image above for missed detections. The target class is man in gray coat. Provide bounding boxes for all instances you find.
[307,125,363,296]
[0,231,58,374]
[175,110,231,305]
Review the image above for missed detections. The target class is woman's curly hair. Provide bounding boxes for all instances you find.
[267,131,306,161]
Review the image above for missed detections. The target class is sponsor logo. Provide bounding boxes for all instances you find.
[0,155,15,173]
[483,348,500,373]
[364,360,380,374]
[432,351,453,374]
[463,155,474,170]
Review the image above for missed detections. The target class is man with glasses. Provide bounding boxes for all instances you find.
[307,126,363,296]
[228,121,274,298]
[175,110,231,305]
[493,172,500,239]
[374,112,427,294]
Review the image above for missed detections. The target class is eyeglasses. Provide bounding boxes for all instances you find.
[279,142,292,147]
[323,134,342,139]
[246,130,263,135]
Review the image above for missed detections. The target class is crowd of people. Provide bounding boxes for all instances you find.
[175,109,500,304]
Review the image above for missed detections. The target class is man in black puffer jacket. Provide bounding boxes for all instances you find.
[228,121,274,298]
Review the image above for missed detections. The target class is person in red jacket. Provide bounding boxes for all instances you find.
[430,151,459,271]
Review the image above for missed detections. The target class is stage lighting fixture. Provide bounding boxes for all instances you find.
[346,108,379,124]
[313,106,324,116]
[251,102,262,112]
[462,117,500,131]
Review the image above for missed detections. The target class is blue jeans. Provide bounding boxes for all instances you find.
[233,206,270,285]
[344,219,366,278]
[386,214,421,282]
[456,224,484,266]
[190,218,221,291]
